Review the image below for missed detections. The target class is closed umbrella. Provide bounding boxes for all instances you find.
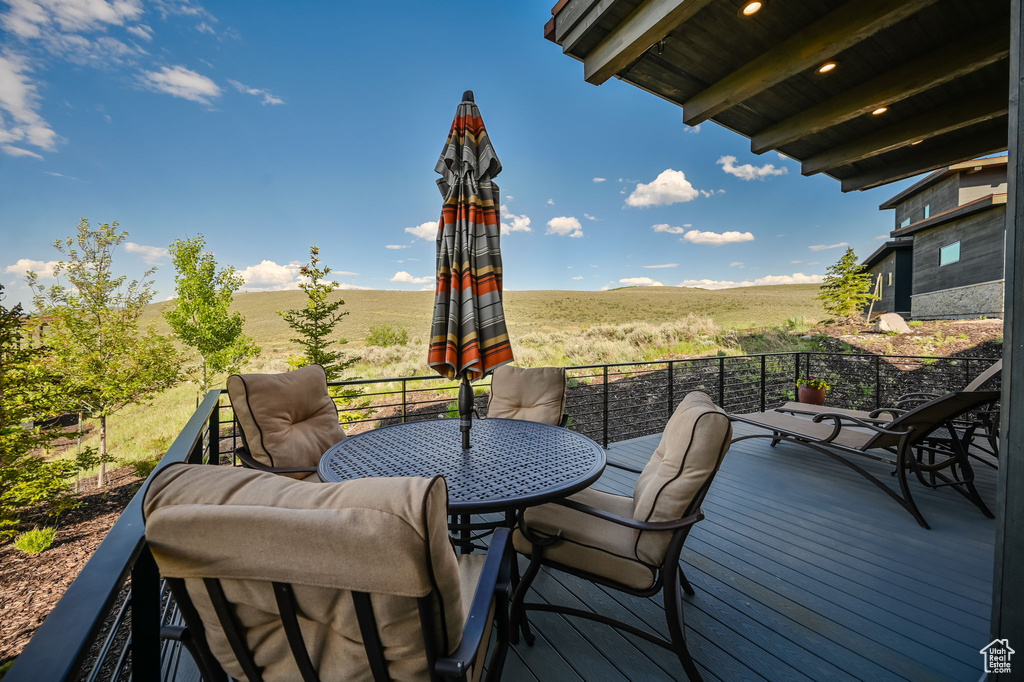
[428,90,514,448]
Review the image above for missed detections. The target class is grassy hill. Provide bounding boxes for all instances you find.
[143,284,824,356]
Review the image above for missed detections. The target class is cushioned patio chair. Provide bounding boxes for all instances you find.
[486,365,568,427]
[144,464,512,682]
[730,390,1000,529]
[509,391,732,682]
[775,359,1002,460]
[227,364,346,481]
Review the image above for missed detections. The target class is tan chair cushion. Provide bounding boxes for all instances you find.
[512,487,658,590]
[144,464,462,680]
[632,391,732,565]
[227,364,345,477]
[487,365,567,426]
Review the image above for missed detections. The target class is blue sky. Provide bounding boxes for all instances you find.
[0,0,907,307]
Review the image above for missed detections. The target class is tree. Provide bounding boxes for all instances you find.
[164,235,260,397]
[815,247,878,321]
[278,244,356,380]
[29,219,182,486]
[0,285,93,539]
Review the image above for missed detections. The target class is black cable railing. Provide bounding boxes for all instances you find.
[4,350,999,681]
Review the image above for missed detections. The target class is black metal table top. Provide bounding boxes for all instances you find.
[318,418,606,513]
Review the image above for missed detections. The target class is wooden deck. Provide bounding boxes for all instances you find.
[167,421,997,681]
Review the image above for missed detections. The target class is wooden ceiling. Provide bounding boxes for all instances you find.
[545,0,1010,191]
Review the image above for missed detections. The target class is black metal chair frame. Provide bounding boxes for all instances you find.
[161,527,513,682]
[508,461,722,682]
[731,394,997,530]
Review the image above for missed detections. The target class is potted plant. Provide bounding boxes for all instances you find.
[797,376,830,405]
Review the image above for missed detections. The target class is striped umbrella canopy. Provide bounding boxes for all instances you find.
[428,91,514,447]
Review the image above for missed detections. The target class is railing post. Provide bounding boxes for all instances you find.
[875,354,882,410]
[602,366,609,448]
[667,360,674,420]
[208,398,220,465]
[130,544,161,682]
[401,380,407,423]
[794,352,801,398]
[760,354,767,412]
[718,356,726,409]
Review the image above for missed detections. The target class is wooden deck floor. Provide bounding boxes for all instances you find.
[167,421,997,681]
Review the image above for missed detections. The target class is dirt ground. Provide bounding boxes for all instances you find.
[813,318,1003,359]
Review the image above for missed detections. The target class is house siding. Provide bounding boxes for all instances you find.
[894,175,959,228]
[959,166,1007,205]
[865,249,912,316]
[911,206,1005,297]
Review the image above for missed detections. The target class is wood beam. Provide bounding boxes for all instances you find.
[801,93,1008,176]
[753,25,1009,154]
[681,0,938,126]
[839,125,1007,192]
[561,0,618,55]
[583,0,713,86]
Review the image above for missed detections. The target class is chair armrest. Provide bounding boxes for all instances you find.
[606,460,643,474]
[234,447,318,475]
[552,498,704,531]
[435,528,511,678]
[867,408,905,420]
[559,413,570,428]
[809,412,913,442]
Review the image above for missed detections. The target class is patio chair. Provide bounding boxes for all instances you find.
[775,360,1002,461]
[730,391,1000,529]
[144,464,512,682]
[509,391,732,682]
[485,365,568,427]
[226,364,346,481]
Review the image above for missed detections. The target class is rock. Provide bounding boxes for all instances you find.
[875,312,912,334]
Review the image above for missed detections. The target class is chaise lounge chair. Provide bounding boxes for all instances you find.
[730,391,999,529]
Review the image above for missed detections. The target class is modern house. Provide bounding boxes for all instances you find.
[863,156,1008,319]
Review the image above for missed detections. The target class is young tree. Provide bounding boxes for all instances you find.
[164,235,260,397]
[815,247,878,321]
[278,244,356,380]
[30,219,182,486]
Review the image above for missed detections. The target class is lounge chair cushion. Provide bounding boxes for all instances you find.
[227,364,345,477]
[144,464,463,681]
[513,487,658,590]
[487,365,567,426]
[632,392,732,565]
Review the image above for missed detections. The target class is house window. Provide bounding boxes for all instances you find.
[888,272,893,287]
[924,204,931,219]
[940,241,961,266]
[900,218,911,228]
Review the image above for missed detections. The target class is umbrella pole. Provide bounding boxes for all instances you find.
[459,375,474,449]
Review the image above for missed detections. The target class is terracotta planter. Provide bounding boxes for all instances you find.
[798,386,827,405]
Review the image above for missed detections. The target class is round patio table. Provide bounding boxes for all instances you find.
[318,417,606,515]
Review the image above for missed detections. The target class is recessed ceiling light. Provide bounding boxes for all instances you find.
[739,1,763,17]
[817,61,838,74]
[911,140,923,145]
[872,106,888,116]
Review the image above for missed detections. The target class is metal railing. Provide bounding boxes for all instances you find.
[4,350,999,681]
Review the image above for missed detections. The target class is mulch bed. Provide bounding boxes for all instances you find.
[813,318,1003,359]
[0,466,142,666]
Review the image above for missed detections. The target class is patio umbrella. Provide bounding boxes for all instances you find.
[428,90,514,449]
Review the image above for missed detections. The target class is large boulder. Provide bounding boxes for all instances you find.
[875,312,912,334]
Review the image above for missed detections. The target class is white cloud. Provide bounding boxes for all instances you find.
[730,262,744,268]
[625,169,699,207]
[546,198,554,205]
[499,205,532,236]
[642,263,678,269]
[126,24,153,40]
[2,145,42,159]
[44,170,77,179]
[571,276,583,280]
[592,177,606,183]
[790,260,803,264]
[717,155,788,181]
[237,259,304,291]
[546,216,583,238]
[140,65,221,104]
[684,124,701,134]
[677,273,823,290]
[4,258,59,279]
[809,242,849,251]
[405,220,438,240]
[652,223,688,234]
[386,244,409,250]
[2,0,143,39]
[583,213,598,221]
[390,271,432,284]
[505,194,513,200]
[0,52,59,154]
[620,277,663,287]
[875,234,890,240]
[682,229,754,246]
[227,79,284,106]
[195,20,214,34]
[124,242,169,264]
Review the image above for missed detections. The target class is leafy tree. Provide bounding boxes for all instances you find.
[0,285,95,539]
[278,244,356,380]
[29,219,183,486]
[164,235,260,397]
[815,247,878,321]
